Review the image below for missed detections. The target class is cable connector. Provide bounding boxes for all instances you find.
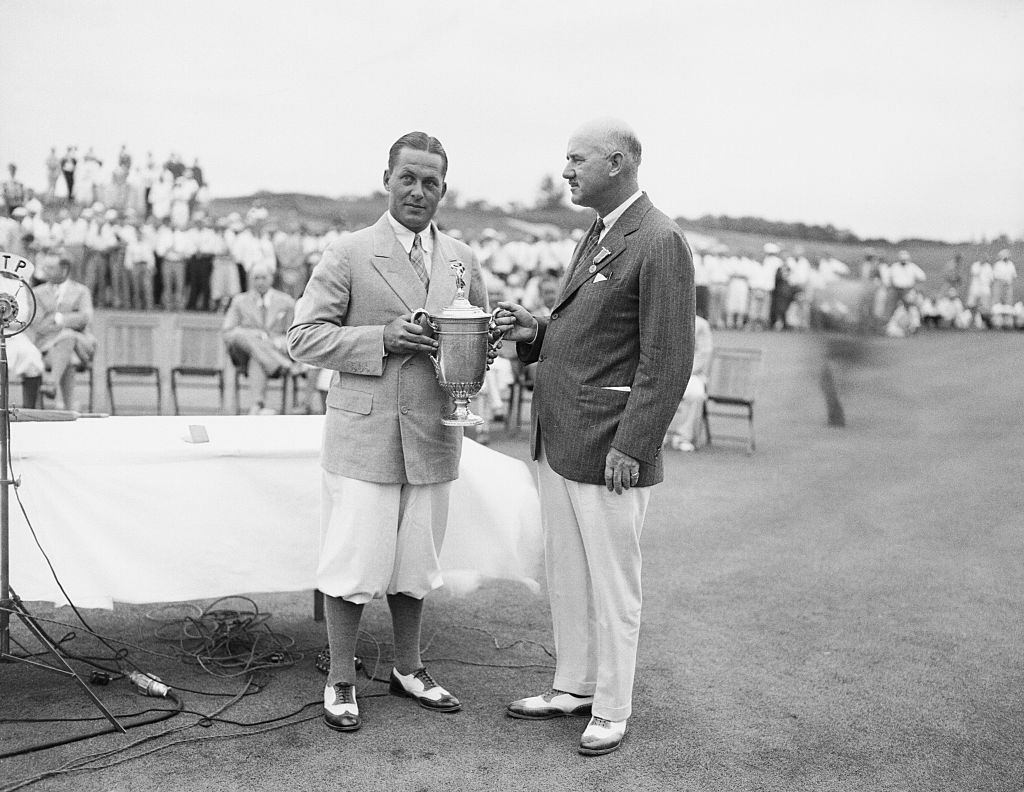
[128,670,170,698]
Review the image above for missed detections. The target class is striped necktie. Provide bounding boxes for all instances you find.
[409,233,429,288]
[567,218,605,284]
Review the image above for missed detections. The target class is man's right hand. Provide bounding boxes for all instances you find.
[383,313,439,354]
[493,301,539,343]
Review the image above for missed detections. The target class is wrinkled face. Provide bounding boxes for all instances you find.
[384,148,447,233]
[562,132,613,211]
[251,270,272,296]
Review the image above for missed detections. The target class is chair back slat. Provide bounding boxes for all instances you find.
[707,347,762,403]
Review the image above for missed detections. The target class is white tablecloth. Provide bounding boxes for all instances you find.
[7,416,543,609]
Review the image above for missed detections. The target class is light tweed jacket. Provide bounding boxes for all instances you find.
[288,214,487,485]
[519,193,695,487]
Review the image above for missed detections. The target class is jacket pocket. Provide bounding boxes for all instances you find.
[326,387,373,415]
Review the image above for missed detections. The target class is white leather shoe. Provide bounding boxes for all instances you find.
[323,683,360,731]
[507,689,594,720]
[579,715,627,755]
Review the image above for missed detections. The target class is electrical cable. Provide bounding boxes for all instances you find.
[0,693,184,761]
[0,677,286,792]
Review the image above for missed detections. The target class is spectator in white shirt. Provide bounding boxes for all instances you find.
[992,249,1016,306]
[965,259,994,317]
[749,244,780,331]
[124,217,156,309]
[884,250,926,318]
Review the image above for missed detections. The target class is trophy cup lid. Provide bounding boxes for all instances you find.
[435,260,488,319]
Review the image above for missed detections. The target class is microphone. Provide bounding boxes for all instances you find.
[0,293,19,328]
[127,670,171,698]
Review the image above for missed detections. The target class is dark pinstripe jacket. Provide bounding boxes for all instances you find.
[519,193,695,487]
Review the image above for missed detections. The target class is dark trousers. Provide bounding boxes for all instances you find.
[187,254,214,311]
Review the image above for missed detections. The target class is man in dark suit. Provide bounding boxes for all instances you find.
[495,118,695,756]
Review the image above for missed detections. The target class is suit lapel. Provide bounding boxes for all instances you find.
[556,194,652,309]
[370,214,427,311]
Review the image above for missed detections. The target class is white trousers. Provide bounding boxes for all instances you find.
[317,472,451,605]
[537,450,651,721]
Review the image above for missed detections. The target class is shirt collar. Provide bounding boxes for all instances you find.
[387,212,434,255]
[599,190,644,237]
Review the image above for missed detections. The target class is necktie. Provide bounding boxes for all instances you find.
[568,218,605,280]
[409,234,429,288]
[259,298,268,327]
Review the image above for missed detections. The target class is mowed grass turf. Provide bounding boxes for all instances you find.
[0,329,1021,791]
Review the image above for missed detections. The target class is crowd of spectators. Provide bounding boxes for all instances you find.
[1,149,1018,342]
[689,243,1019,337]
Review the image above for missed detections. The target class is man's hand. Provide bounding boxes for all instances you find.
[605,447,640,494]
[384,314,439,354]
[493,301,539,343]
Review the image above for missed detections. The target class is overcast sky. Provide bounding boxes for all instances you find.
[2,0,1022,242]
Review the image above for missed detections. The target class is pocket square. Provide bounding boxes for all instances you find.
[593,273,608,283]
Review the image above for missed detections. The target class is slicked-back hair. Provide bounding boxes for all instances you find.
[388,132,448,178]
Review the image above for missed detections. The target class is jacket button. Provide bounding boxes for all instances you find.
[401,407,409,415]
[538,355,545,362]
[551,312,558,320]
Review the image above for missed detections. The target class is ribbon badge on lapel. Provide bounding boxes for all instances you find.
[594,246,611,264]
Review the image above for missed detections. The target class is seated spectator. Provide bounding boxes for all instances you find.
[6,332,45,408]
[935,288,965,329]
[665,314,713,451]
[31,254,97,410]
[919,294,940,328]
[222,263,302,414]
[885,294,922,338]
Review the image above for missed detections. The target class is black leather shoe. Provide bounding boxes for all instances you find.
[389,667,461,712]
[323,683,360,731]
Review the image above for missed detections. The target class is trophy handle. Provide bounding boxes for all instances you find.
[411,309,438,343]
[487,306,506,349]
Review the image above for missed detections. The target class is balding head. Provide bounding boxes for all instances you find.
[571,118,642,172]
[563,118,643,216]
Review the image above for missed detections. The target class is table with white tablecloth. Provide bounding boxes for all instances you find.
[7,416,543,609]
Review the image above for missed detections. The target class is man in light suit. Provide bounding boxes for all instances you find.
[495,119,695,756]
[33,254,97,410]
[222,262,299,414]
[288,132,488,734]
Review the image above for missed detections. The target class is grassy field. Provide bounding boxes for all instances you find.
[1,329,1021,791]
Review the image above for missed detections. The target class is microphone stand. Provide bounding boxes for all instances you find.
[0,277,124,732]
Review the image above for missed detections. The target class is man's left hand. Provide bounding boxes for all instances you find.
[605,447,640,494]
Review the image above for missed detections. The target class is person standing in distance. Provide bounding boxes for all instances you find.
[494,118,695,756]
[288,132,488,733]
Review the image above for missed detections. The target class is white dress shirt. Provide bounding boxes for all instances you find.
[387,212,434,279]
[598,190,644,241]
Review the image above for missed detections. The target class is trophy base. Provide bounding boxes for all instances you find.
[441,400,484,427]
[441,413,484,427]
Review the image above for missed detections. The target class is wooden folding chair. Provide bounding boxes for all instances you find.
[702,347,762,453]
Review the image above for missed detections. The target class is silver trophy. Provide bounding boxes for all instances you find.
[412,261,503,426]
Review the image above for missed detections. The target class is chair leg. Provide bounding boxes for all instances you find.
[106,372,116,416]
[747,405,755,454]
[171,373,180,416]
[702,402,712,446]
